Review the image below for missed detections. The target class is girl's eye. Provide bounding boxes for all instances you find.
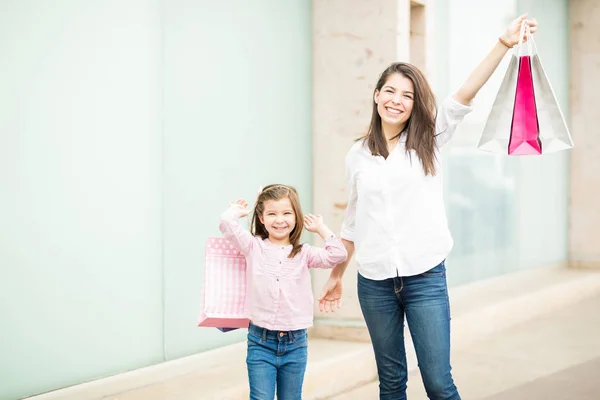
[285,212,292,215]
[385,90,393,93]
[404,95,413,99]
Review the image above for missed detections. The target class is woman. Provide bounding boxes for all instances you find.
[318,14,538,400]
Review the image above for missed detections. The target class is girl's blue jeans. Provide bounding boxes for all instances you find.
[246,322,308,400]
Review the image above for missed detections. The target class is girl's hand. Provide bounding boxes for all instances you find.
[304,214,324,233]
[502,13,538,47]
[231,199,250,217]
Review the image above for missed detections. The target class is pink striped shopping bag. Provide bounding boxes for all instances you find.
[198,237,249,330]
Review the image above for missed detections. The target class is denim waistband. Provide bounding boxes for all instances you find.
[248,322,306,341]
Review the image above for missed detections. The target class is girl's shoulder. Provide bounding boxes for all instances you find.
[289,242,311,257]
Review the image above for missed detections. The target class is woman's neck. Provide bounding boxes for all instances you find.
[382,122,406,152]
[382,122,406,140]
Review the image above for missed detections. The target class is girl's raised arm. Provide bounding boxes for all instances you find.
[218,200,254,256]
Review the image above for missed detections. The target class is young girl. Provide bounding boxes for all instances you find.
[219,184,347,400]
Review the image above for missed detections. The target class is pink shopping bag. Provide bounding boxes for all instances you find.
[478,22,573,155]
[508,54,542,155]
[198,237,249,330]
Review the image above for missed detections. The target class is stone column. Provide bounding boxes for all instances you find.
[569,0,600,269]
[311,0,434,339]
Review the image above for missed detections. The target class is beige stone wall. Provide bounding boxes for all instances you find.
[311,0,432,332]
[569,0,600,268]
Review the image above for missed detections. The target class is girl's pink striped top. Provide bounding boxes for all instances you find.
[219,206,348,331]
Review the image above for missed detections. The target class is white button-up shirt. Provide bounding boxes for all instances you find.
[340,96,472,279]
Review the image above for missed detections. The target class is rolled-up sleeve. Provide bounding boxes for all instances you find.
[435,96,473,147]
[306,234,348,269]
[218,206,254,256]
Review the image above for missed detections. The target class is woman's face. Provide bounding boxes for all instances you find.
[374,73,414,131]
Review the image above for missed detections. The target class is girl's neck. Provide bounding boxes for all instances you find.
[268,236,291,246]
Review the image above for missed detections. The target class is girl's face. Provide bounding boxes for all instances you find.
[374,73,415,131]
[259,197,296,245]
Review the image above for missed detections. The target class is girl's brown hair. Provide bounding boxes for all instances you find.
[250,184,304,258]
[364,62,438,176]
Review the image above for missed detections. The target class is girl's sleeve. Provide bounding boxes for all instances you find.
[305,234,348,269]
[434,96,473,147]
[218,206,254,257]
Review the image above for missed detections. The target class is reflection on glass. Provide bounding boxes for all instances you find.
[443,147,519,286]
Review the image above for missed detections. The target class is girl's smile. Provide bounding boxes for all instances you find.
[259,198,296,246]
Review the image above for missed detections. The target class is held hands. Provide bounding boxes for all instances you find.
[501,13,538,47]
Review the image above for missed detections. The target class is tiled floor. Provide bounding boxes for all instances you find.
[25,270,600,400]
[482,357,600,400]
[336,294,600,399]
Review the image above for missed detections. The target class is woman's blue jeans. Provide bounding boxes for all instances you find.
[357,261,461,400]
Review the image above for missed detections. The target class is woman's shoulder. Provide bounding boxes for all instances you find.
[346,138,367,159]
[350,137,366,151]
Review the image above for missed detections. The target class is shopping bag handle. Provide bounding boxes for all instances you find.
[515,20,536,57]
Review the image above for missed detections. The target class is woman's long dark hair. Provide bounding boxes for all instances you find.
[364,62,438,176]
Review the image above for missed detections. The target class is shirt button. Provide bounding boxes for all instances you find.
[281,247,284,249]
[279,261,282,264]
